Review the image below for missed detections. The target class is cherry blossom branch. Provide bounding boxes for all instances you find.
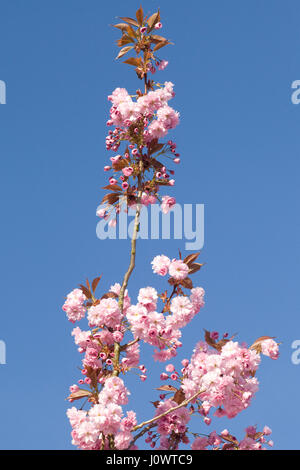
[128,422,157,449]
[111,60,150,377]
[113,161,144,376]
[130,388,206,442]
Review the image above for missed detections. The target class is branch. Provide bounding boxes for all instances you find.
[131,388,206,436]
[112,160,144,376]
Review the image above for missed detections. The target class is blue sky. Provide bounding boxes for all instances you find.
[0,0,299,449]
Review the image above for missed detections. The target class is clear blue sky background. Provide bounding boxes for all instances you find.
[0,0,299,450]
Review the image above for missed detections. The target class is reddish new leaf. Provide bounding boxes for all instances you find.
[249,336,275,353]
[116,45,133,59]
[102,184,123,192]
[92,275,102,293]
[147,11,160,32]
[173,389,185,405]
[153,41,170,52]
[180,277,193,289]
[113,23,129,31]
[79,284,92,299]
[136,6,144,26]
[184,252,200,265]
[123,57,142,67]
[120,17,139,27]
[67,389,92,401]
[156,385,178,393]
[101,292,118,300]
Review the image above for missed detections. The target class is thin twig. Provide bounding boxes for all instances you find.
[132,388,206,433]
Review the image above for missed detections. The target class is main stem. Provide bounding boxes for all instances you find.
[112,71,149,377]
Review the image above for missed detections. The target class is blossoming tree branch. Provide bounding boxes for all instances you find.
[63,6,279,451]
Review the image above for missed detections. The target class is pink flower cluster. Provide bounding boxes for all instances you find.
[151,255,190,280]
[62,288,86,323]
[126,282,205,361]
[191,425,274,450]
[87,298,123,329]
[107,82,178,138]
[182,340,262,418]
[153,399,190,449]
[67,377,137,450]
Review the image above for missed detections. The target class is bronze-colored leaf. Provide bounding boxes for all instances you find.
[184,252,200,265]
[222,434,239,446]
[153,41,170,52]
[150,34,167,43]
[180,277,193,289]
[147,11,160,32]
[102,184,123,192]
[113,23,129,31]
[168,277,178,286]
[92,275,102,293]
[117,35,135,47]
[222,443,235,450]
[79,284,92,299]
[112,159,130,171]
[173,389,185,405]
[249,336,275,354]
[126,24,137,40]
[189,263,203,274]
[123,57,142,67]
[120,17,139,27]
[67,389,92,401]
[204,329,219,350]
[149,142,164,155]
[156,385,178,392]
[101,193,122,205]
[151,401,160,408]
[116,45,133,59]
[136,6,144,26]
[101,292,118,300]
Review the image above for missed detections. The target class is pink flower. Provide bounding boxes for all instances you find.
[115,431,132,450]
[261,339,279,360]
[158,60,168,71]
[122,166,133,177]
[161,196,176,214]
[137,287,158,307]
[87,298,122,328]
[109,218,117,227]
[113,331,124,343]
[62,289,86,323]
[191,437,209,450]
[157,105,180,130]
[168,259,189,280]
[263,426,272,436]
[151,255,171,276]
